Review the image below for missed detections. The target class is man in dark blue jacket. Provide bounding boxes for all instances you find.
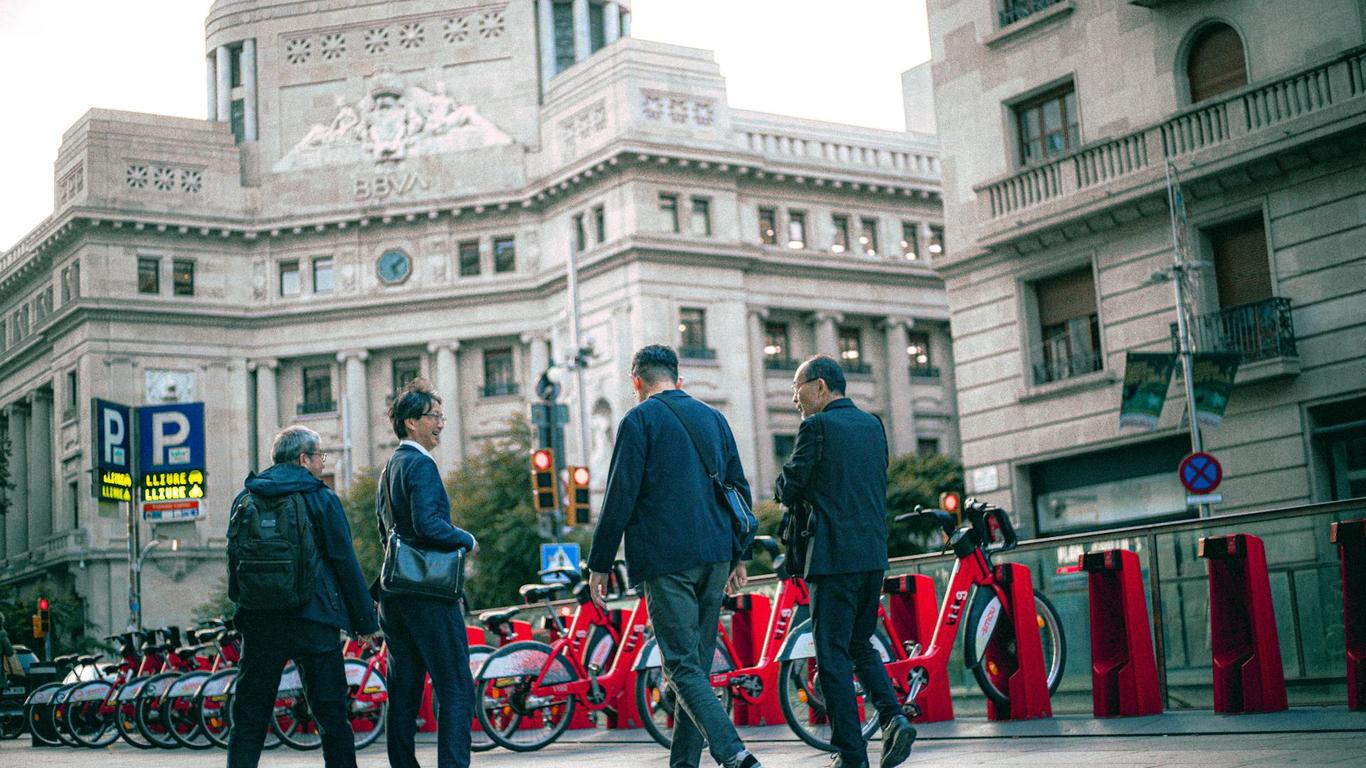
[227,425,378,768]
[777,356,916,768]
[588,345,762,768]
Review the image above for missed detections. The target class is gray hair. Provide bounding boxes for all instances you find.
[272,425,321,465]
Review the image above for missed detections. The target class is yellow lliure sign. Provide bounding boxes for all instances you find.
[99,470,133,502]
[140,469,206,503]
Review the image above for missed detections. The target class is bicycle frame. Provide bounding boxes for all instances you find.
[711,575,811,707]
[530,595,650,712]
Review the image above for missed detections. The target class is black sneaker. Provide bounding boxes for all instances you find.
[880,715,917,768]
[826,754,869,768]
[722,750,763,768]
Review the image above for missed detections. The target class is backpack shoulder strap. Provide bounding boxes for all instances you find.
[654,395,720,480]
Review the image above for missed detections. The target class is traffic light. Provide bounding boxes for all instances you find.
[531,449,558,513]
[938,491,962,522]
[34,597,51,638]
[566,466,591,525]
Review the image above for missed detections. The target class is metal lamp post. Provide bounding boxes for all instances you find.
[132,537,180,630]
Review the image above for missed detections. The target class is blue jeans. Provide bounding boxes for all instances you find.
[645,561,746,768]
[380,594,473,768]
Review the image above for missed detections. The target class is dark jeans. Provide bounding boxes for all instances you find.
[228,614,354,768]
[380,593,473,768]
[644,561,745,768]
[810,570,902,765]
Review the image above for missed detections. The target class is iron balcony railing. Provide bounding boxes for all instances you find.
[999,0,1064,27]
[909,364,941,380]
[482,382,520,398]
[297,400,336,415]
[1031,338,1103,385]
[1170,297,1297,364]
[679,345,717,360]
[843,361,873,375]
[764,357,799,371]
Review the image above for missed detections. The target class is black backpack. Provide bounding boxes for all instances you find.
[227,492,320,611]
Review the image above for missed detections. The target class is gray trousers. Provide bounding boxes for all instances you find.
[644,561,745,768]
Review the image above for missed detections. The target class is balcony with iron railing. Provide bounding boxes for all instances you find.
[482,381,520,398]
[973,45,1366,242]
[297,399,337,415]
[1170,297,1299,380]
[764,356,800,372]
[909,364,942,380]
[999,0,1066,27]
[1031,338,1103,386]
[679,345,717,361]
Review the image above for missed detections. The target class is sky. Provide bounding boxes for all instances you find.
[0,0,930,250]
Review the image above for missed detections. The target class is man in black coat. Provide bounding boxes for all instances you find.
[588,345,762,768]
[227,425,378,768]
[776,355,916,768]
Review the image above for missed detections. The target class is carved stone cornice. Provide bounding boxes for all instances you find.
[246,357,278,372]
[335,349,370,364]
[426,340,461,355]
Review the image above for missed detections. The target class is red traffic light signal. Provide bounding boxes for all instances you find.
[38,597,50,612]
[938,492,961,519]
[530,449,558,513]
[566,466,591,525]
[532,449,554,472]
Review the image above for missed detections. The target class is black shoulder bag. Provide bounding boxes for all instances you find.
[655,395,758,558]
[377,457,466,600]
[778,416,823,577]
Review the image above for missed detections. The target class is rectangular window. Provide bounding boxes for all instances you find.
[1015,84,1079,165]
[313,257,334,293]
[917,438,941,458]
[831,215,850,253]
[589,1,606,52]
[593,205,606,243]
[659,193,680,233]
[459,240,481,276]
[678,307,713,358]
[229,44,244,88]
[552,2,575,74]
[928,225,945,257]
[907,331,936,377]
[482,348,517,397]
[763,322,794,369]
[1208,214,1272,309]
[66,369,78,413]
[279,260,301,296]
[493,237,516,273]
[1033,267,1101,385]
[758,207,778,245]
[859,217,879,257]
[901,222,921,260]
[138,257,160,294]
[172,259,195,296]
[69,479,80,529]
[690,197,712,237]
[787,211,806,249]
[300,366,334,414]
[230,98,246,144]
[838,327,867,372]
[773,434,797,468]
[573,213,587,252]
[61,266,72,303]
[392,356,421,396]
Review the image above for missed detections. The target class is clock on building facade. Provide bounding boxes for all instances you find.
[376,249,411,284]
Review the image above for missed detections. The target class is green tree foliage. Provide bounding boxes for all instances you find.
[0,590,101,659]
[191,577,236,624]
[0,436,14,518]
[885,452,965,557]
[340,467,384,584]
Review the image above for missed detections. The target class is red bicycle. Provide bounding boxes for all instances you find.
[776,500,1066,751]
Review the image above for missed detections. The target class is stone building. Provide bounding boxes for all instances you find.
[924,0,1366,536]
[0,0,952,635]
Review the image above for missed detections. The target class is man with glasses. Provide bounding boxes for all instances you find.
[227,425,378,768]
[377,379,478,768]
[777,356,916,768]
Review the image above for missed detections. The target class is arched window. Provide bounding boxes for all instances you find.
[1186,23,1248,103]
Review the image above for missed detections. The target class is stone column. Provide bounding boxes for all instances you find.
[427,341,463,472]
[746,308,773,491]
[248,359,279,470]
[812,311,842,357]
[205,54,218,121]
[931,323,961,458]
[6,402,29,556]
[537,0,556,89]
[215,46,232,123]
[880,318,917,457]
[621,9,632,36]
[572,0,591,63]
[604,1,621,43]
[27,390,53,541]
[338,350,372,472]
[242,38,258,142]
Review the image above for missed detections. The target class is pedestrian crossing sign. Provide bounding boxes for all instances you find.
[539,542,581,584]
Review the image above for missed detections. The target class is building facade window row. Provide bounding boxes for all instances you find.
[757,205,943,260]
[658,192,711,237]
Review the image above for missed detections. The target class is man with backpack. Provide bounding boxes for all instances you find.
[226,425,378,768]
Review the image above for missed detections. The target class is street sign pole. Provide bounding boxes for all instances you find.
[128,405,140,632]
[1165,161,1209,518]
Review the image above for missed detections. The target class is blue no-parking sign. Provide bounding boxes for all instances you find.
[539,542,581,584]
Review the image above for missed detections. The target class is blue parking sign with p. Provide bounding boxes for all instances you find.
[138,402,205,473]
[94,399,132,473]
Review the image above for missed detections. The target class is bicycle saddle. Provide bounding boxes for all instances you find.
[519,583,564,601]
[54,654,78,666]
[100,663,121,675]
[76,655,100,665]
[478,607,522,630]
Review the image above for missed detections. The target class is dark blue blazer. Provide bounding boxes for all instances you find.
[588,389,752,585]
[775,398,890,578]
[376,444,477,567]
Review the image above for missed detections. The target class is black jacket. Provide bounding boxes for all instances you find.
[376,444,476,564]
[588,390,752,585]
[775,398,890,577]
[230,463,379,634]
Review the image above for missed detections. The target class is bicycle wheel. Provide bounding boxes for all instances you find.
[468,644,497,752]
[196,669,237,749]
[0,698,24,740]
[344,659,387,750]
[24,683,63,746]
[49,684,83,747]
[964,587,1066,705]
[634,638,737,750]
[271,662,322,750]
[135,671,183,748]
[113,677,155,749]
[474,640,578,752]
[163,670,213,749]
[64,680,119,748]
[777,631,889,753]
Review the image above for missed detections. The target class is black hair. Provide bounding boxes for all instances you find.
[388,378,442,439]
[802,354,846,395]
[631,344,680,386]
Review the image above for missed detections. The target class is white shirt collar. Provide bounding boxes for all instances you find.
[400,439,434,461]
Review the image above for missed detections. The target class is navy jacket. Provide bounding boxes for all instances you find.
[229,463,379,634]
[375,444,476,574]
[588,389,752,585]
[775,398,890,578]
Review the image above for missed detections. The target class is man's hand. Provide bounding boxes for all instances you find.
[588,571,610,612]
[356,631,382,646]
[725,563,748,596]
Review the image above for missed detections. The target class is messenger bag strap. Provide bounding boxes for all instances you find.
[376,455,398,540]
[654,394,721,481]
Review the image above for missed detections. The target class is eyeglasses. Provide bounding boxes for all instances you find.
[307,451,328,461]
[791,379,817,393]
[420,412,447,423]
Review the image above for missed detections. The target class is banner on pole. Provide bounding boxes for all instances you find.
[1119,352,1177,430]
[1191,352,1241,427]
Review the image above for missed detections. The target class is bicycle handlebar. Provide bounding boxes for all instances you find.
[896,499,1020,553]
